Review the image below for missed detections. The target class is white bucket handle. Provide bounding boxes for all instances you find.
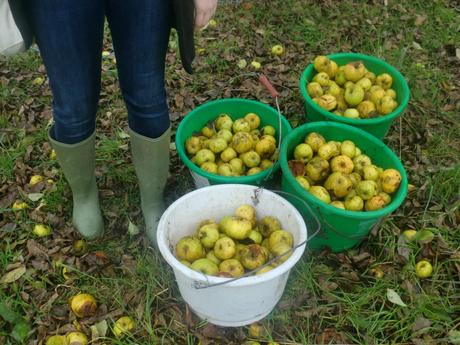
[192,187,321,290]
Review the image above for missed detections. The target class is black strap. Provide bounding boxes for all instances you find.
[8,0,33,49]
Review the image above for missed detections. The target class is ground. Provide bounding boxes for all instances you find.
[1,1,459,344]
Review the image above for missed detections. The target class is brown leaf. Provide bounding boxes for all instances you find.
[414,15,427,26]
[288,160,305,177]
[397,235,410,262]
[199,323,226,340]
[412,316,432,332]
[0,265,26,283]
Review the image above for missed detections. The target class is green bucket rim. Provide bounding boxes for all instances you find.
[279,121,408,219]
[176,98,292,184]
[299,52,410,125]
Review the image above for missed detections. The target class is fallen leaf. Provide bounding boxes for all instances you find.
[90,319,108,340]
[0,266,26,284]
[411,316,431,332]
[127,218,140,236]
[386,288,407,307]
[414,15,427,26]
[397,235,410,262]
[288,160,305,177]
[414,229,435,244]
[448,330,460,344]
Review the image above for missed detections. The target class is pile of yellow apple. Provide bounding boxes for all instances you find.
[290,132,402,211]
[307,55,399,118]
[174,205,294,277]
[185,113,278,176]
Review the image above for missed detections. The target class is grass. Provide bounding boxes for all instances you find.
[1,0,460,344]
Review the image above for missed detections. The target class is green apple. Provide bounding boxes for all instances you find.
[344,84,365,106]
[330,155,354,174]
[305,156,330,182]
[231,132,254,154]
[316,94,337,111]
[304,132,326,152]
[220,147,237,162]
[271,44,285,56]
[208,138,228,153]
[312,72,330,87]
[324,171,353,198]
[356,180,378,200]
[175,236,205,262]
[191,258,219,276]
[213,236,236,260]
[356,77,372,91]
[375,73,393,90]
[244,113,261,130]
[307,82,324,98]
[376,96,398,115]
[313,55,330,73]
[185,136,202,155]
[194,149,215,166]
[262,125,276,137]
[200,162,218,174]
[240,244,268,270]
[343,61,366,82]
[255,138,276,159]
[415,260,433,278]
[364,195,386,211]
[353,154,372,174]
[380,168,402,194]
[235,204,257,226]
[330,201,346,209]
[344,195,364,211]
[357,100,377,118]
[268,230,293,249]
[232,118,251,133]
[215,114,233,130]
[219,259,244,277]
[296,176,311,190]
[340,140,356,158]
[309,185,331,203]
[240,151,261,168]
[197,224,220,248]
[294,143,314,163]
[363,165,380,181]
[216,129,233,143]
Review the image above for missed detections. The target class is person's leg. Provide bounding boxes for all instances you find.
[106,0,172,244]
[26,0,105,239]
[106,0,172,138]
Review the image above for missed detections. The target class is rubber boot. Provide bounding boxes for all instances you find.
[129,127,170,245]
[49,130,104,239]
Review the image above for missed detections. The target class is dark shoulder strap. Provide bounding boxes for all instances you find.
[8,0,33,49]
[172,0,195,74]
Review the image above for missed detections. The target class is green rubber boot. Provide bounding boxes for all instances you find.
[129,127,170,245]
[49,131,104,239]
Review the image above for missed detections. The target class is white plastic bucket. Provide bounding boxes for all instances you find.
[157,184,308,327]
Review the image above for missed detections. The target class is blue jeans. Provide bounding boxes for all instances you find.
[27,0,172,144]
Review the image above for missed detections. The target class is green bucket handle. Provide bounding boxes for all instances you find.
[315,206,384,241]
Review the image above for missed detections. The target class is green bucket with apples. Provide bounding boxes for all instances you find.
[300,52,410,139]
[176,98,292,188]
[279,121,408,253]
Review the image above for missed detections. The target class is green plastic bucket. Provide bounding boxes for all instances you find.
[300,53,410,139]
[279,121,408,252]
[176,98,292,187]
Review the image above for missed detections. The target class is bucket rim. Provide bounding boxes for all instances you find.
[299,52,411,125]
[175,98,292,184]
[157,184,308,287]
[279,121,408,219]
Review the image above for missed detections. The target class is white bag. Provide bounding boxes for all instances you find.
[0,0,27,55]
